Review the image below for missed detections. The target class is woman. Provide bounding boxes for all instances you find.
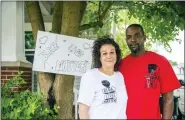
[77,37,128,119]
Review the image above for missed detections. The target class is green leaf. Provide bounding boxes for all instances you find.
[2,71,57,119]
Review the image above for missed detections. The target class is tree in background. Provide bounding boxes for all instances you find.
[25,1,114,119]
[112,10,152,57]
[169,60,178,66]
[25,1,185,118]
[124,1,185,52]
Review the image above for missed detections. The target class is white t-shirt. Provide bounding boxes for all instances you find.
[77,68,128,119]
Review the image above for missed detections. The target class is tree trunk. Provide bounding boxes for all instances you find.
[51,1,63,34]
[79,2,87,24]
[25,1,45,41]
[25,1,54,103]
[53,1,85,119]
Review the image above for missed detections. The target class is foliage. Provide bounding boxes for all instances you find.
[169,60,177,66]
[1,71,58,119]
[25,31,35,49]
[80,1,184,56]
[123,1,185,52]
[79,1,113,39]
[114,10,137,57]
[81,1,99,26]
[113,10,152,57]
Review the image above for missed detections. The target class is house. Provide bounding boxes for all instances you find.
[172,63,184,80]
[1,2,33,91]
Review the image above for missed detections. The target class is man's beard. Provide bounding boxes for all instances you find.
[130,44,141,55]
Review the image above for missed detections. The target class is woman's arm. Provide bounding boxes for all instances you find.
[78,103,90,119]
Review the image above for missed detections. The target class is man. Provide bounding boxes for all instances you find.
[119,24,181,119]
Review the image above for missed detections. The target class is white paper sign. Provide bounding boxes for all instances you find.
[32,31,94,76]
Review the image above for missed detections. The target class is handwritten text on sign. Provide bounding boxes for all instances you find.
[32,31,94,76]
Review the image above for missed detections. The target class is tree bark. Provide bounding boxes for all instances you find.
[53,1,84,119]
[51,1,63,34]
[79,2,87,24]
[25,1,54,104]
[25,1,45,41]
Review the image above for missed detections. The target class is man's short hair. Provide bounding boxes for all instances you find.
[126,24,145,35]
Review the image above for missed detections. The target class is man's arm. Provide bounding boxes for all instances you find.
[162,91,174,119]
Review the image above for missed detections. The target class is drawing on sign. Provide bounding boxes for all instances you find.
[38,36,48,48]
[39,40,59,62]
[83,43,91,49]
[39,36,48,44]
[33,31,94,76]
[38,35,59,69]
[44,61,54,70]
[55,60,89,73]
[68,44,84,58]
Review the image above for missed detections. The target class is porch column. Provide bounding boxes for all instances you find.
[1,1,32,92]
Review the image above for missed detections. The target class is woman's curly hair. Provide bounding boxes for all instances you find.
[92,37,122,71]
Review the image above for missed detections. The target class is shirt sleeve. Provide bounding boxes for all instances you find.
[77,72,95,106]
[159,57,182,94]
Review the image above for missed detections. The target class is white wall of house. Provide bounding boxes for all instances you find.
[2,1,27,62]
[172,63,184,80]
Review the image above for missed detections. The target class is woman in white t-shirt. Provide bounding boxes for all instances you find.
[78,37,128,119]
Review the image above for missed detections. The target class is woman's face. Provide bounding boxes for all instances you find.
[100,44,117,69]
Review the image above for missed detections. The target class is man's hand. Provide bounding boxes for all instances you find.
[162,91,174,119]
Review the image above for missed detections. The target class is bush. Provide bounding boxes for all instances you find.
[1,71,58,119]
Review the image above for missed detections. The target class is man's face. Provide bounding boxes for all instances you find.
[126,26,146,54]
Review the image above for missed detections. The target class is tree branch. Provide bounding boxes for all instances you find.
[79,21,103,31]
[99,1,114,21]
[79,1,114,31]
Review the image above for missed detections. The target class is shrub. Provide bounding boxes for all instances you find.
[1,71,58,119]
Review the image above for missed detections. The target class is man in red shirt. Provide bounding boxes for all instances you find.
[119,24,181,119]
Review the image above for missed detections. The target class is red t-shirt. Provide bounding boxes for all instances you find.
[119,51,181,119]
